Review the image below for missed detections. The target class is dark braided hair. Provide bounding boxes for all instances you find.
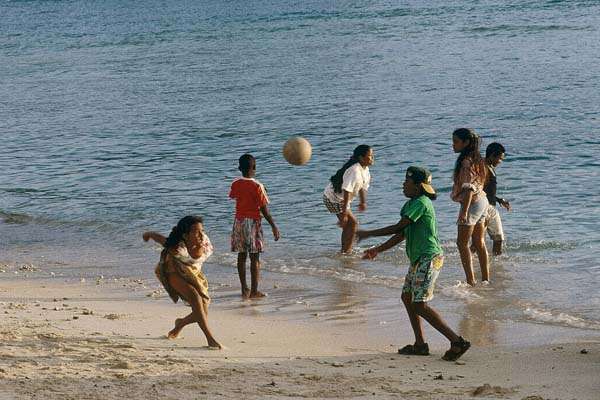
[452,128,485,181]
[330,145,371,193]
[164,215,204,249]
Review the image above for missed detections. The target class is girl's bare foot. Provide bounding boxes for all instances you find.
[207,339,223,349]
[241,288,250,299]
[167,318,184,339]
[249,291,266,299]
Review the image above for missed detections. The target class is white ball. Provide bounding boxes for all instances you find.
[282,136,312,166]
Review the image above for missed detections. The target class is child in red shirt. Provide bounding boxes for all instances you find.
[229,154,280,298]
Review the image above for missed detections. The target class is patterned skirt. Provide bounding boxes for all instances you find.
[155,249,210,304]
[323,194,344,214]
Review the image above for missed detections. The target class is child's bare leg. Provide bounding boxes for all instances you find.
[249,253,265,298]
[472,222,490,282]
[457,225,476,285]
[492,240,503,256]
[169,299,210,338]
[169,275,222,348]
[202,298,209,316]
[413,302,460,343]
[401,292,425,345]
[237,252,250,298]
[340,212,357,254]
[469,228,481,253]
[168,312,194,339]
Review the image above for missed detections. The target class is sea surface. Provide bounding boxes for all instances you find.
[1,0,599,342]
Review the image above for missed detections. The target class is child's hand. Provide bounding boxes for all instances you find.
[500,199,511,211]
[363,248,378,260]
[272,226,280,241]
[358,202,367,212]
[142,232,151,242]
[339,211,349,227]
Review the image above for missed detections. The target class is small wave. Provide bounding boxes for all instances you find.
[506,240,577,252]
[1,187,42,194]
[463,24,591,36]
[440,281,483,301]
[273,262,405,288]
[508,155,551,161]
[0,209,120,234]
[523,306,600,330]
[0,211,33,224]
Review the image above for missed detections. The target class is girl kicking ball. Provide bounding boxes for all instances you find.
[143,215,222,349]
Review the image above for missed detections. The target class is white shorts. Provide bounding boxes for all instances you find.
[458,196,489,226]
[485,205,505,241]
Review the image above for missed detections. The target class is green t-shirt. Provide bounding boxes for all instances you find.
[400,195,443,264]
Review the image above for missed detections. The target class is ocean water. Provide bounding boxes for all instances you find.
[1,0,599,339]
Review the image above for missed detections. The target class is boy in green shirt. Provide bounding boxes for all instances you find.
[358,166,470,361]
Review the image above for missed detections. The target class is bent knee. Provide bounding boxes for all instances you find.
[345,218,358,230]
[472,238,486,250]
[456,238,470,248]
[412,301,428,314]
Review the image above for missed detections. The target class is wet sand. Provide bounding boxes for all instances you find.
[1,262,599,400]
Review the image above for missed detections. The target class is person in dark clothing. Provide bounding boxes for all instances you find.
[476,142,511,255]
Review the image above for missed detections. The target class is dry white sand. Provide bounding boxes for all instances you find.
[1,264,599,400]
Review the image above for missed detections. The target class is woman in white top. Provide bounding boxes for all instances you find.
[323,145,374,253]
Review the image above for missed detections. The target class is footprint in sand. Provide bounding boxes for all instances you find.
[110,360,134,369]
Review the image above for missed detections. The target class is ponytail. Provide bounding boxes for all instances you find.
[330,145,371,193]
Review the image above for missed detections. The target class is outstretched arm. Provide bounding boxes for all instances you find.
[363,232,405,259]
[260,205,280,241]
[357,216,412,241]
[143,231,166,246]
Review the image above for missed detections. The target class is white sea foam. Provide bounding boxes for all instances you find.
[440,281,483,301]
[523,306,600,330]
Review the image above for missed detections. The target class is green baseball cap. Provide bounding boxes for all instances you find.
[406,166,436,195]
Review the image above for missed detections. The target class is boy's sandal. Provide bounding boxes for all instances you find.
[398,343,430,356]
[442,337,471,361]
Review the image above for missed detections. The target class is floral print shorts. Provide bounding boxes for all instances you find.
[231,217,264,253]
[402,254,444,302]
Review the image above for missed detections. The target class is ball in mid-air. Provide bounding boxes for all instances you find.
[282,136,312,165]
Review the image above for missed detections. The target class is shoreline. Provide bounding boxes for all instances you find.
[1,275,599,399]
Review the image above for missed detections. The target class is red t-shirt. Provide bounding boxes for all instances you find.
[229,178,269,220]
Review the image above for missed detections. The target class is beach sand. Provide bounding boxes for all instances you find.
[1,263,599,400]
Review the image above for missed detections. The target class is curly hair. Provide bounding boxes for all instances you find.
[486,142,506,158]
[164,215,204,249]
[238,153,256,176]
[452,128,484,181]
